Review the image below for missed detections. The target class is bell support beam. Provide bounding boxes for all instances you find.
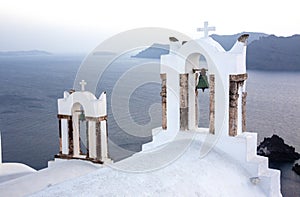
[192,68,208,73]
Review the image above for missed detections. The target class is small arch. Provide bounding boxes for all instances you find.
[71,102,89,157]
[185,53,208,72]
[178,40,217,75]
[183,52,213,131]
[199,54,208,69]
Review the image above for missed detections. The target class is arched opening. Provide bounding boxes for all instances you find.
[184,52,215,133]
[72,103,89,157]
[197,55,210,128]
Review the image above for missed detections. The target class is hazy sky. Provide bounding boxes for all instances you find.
[1,0,299,53]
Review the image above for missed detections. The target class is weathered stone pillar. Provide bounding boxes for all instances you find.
[195,73,199,127]
[57,115,72,155]
[86,121,89,158]
[209,75,215,134]
[180,73,189,131]
[73,113,80,157]
[100,116,109,160]
[96,121,101,160]
[86,118,96,159]
[229,74,247,136]
[242,92,247,132]
[58,119,62,154]
[160,73,167,130]
[68,118,73,155]
[84,116,109,162]
[229,81,238,136]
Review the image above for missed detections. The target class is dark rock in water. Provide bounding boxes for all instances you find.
[293,163,300,175]
[257,134,300,162]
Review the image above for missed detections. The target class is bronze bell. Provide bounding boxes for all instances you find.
[79,111,85,121]
[196,69,209,92]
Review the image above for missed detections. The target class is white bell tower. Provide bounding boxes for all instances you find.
[56,80,111,164]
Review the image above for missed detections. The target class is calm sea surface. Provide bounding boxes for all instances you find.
[0,55,299,196]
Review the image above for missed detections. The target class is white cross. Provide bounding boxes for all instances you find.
[197,21,216,38]
[79,80,87,91]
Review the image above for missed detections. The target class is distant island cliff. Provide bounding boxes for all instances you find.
[247,34,300,71]
[0,50,52,56]
[132,43,169,59]
[133,33,300,71]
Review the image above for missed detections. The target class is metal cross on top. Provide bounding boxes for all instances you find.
[197,21,216,38]
[79,80,87,91]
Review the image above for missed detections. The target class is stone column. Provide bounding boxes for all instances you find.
[58,119,62,154]
[73,112,80,157]
[160,73,167,130]
[86,116,109,162]
[229,80,239,136]
[195,73,199,127]
[57,115,72,155]
[180,74,189,131]
[229,74,247,136]
[242,92,247,132]
[86,118,96,159]
[209,75,215,134]
[95,121,101,161]
[61,119,69,155]
[86,121,89,158]
[68,118,73,155]
[100,116,109,160]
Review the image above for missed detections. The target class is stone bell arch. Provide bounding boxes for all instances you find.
[56,80,111,164]
[147,23,281,197]
[160,37,222,134]
[160,29,249,138]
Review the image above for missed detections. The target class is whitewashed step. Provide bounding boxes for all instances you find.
[259,169,282,197]
[247,155,269,176]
